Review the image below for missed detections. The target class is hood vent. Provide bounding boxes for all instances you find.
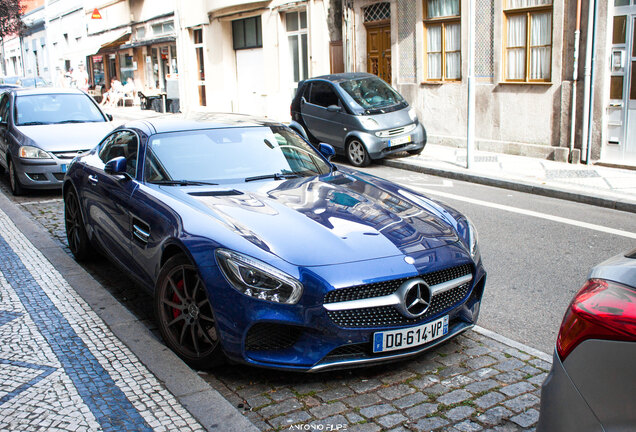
[188,190,243,197]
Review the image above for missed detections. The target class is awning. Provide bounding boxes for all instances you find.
[119,36,176,50]
[94,31,131,54]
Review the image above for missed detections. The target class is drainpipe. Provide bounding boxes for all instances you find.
[585,1,600,164]
[466,0,475,169]
[568,0,582,163]
[581,0,596,164]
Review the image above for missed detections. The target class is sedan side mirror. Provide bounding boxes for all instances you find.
[319,143,336,161]
[327,105,342,113]
[104,156,128,177]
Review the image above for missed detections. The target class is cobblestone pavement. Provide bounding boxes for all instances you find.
[0,204,203,431]
[9,185,549,432]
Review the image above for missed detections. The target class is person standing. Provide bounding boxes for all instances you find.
[74,65,89,92]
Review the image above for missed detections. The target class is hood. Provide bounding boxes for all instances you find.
[166,170,460,267]
[16,122,114,152]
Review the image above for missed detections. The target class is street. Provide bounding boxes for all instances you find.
[2,152,634,431]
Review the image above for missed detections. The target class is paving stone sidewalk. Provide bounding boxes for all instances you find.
[11,189,551,431]
[0,205,204,431]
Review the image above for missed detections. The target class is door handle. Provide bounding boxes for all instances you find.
[88,174,98,184]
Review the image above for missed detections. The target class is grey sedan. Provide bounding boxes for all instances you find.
[0,88,114,195]
[537,249,636,431]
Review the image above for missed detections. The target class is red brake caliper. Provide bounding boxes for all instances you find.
[172,279,185,320]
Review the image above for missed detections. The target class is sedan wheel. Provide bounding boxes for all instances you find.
[155,254,224,369]
[8,158,24,196]
[64,189,94,261]
[347,139,371,167]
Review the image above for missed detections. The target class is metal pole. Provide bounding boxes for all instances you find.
[568,0,582,163]
[466,0,475,169]
[581,0,596,163]
[585,0,599,164]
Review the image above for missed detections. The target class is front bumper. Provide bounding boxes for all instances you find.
[12,153,80,189]
[200,246,485,371]
[359,123,427,160]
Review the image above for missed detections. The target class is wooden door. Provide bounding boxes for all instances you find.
[366,22,391,83]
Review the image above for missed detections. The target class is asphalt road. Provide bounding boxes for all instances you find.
[357,163,636,354]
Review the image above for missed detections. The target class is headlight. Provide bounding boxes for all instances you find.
[359,116,379,130]
[19,145,51,159]
[216,249,303,304]
[467,218,479,259]
[408,108,418,122]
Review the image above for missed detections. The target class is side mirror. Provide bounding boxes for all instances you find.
[106,113,113,121]
[327,105,342,113]
[104,156,128,177]
[300,96,306,105]
[319,143,336,161]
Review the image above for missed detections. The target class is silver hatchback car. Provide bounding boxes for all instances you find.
[537,249,636,431]
[290,73,426,167]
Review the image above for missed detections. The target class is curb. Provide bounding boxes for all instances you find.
[0,191,258,432]
[382,159,636,214]
[474,326,553,364]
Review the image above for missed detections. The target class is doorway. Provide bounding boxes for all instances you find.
[363,2,391,84]
[606,4,636,164]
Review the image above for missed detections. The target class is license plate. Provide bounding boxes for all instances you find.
[373,315,449,353]
[388,135,411,147]
[60,164,67,173]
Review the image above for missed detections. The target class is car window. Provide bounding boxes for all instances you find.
[14,93,105,125]
[0,95,9,124]
[339,77,406,112]
[145,126,331,183]
[308,82,340,108]
[99,131,139,178]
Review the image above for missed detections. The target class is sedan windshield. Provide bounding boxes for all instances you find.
[15,94,105,126]
[145,126,332,184]
[339,77,405,111]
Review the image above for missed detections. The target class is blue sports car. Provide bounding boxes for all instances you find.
[63,113,486,371]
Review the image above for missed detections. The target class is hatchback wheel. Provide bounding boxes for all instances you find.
[8,158,24,196]
[64,189,94,261]
[155,254,225,369]
[346,139,371,167]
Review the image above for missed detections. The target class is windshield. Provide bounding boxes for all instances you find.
[145,126,332,184]
[340,77,405,111]
[15,94,105,125]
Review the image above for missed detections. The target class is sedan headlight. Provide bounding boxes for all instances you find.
[216,249,303,304]
[359,116,379,130]
[408,108,418,122]
[19,145,51,159]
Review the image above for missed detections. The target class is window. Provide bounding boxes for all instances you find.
[193,28,206,106]
[99,131,139,178]
[286,11,308,83]
[232,17,262,50]
[423,0,460,81]
[0,95,9,124]
[504,0,552,82]
[308,82,340,108]
[151,21,175,36]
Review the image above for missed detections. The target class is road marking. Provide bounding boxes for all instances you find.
[411,186,636,240]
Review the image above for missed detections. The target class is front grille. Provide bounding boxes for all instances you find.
[245,323,303,351]
[325,264,472,304]
[53,150,87,159]
[327,282,471,328]
[325,343,369,359]
[376,123,416,138]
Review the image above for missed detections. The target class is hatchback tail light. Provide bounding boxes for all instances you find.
[556,279,636,360]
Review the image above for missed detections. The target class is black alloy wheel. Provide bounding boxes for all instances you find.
[346,139,371,167]
[8,157,24,196]
[155,254,224,369]
[64,189,94,261]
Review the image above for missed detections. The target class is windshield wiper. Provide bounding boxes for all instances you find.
[19,121,51,125]
[56,120,93,124]
[149,180,219,186]
[244,173,302,182]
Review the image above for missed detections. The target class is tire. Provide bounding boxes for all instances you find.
[8,157,24,196]
[346,139,371,167]
[155,254,225,369]
[407,148,423,156]
[64,188,94,261]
